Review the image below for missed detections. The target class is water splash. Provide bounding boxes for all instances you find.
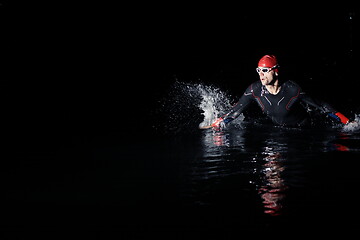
[343,114,360,132]
[156,81,239,134]
[197,84,232,129]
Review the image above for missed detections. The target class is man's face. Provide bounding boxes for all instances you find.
[257,67,277,86]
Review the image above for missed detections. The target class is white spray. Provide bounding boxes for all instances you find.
[157,81,244,133]
[198,84,230,128]
[196,83,245,129]
[343,114,360,132]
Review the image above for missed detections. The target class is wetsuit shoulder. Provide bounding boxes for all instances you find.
[284,80,301,89]
[283,80,302,95]
[251,81,262,90]
[246,81,262,95]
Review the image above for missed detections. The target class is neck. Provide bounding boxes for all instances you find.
[265,80,281,95]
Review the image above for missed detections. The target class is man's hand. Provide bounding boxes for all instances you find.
[211,117,226,130]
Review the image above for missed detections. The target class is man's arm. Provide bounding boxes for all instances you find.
[211,85,254,128]
[300,92,350,124]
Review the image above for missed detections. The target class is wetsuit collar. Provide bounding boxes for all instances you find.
[262,84,282,95]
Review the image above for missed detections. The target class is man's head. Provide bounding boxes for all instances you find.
[256,55,279,86]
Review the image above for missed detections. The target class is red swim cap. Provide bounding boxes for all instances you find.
[258,55,279,69]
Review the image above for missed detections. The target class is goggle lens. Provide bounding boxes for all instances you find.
[256,67,271,73]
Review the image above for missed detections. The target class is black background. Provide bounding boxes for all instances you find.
[1,2,358,139]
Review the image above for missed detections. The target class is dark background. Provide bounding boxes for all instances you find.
[0,2,358,140]
[0,1,359,236]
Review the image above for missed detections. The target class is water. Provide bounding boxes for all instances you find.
[115,124,360,236]
[145,82,360,235]
[155,81,244,134]
[7,82,360,237]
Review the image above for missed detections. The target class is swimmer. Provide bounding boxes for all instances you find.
[205,55,352,129]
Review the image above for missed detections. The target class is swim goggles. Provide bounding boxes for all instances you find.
[256,65,279,73]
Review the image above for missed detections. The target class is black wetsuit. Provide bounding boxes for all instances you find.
[223,80,338,127]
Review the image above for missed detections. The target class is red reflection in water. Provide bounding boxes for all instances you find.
[333,143,350,152]
[212,131,229,146]
[258,153,288,216]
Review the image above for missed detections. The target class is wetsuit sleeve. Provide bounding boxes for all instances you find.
[300,92,349,124]
[300,92,336,113]
[222,85,254,124]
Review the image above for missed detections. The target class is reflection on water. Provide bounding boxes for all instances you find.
[187,125,357,216]
[196,127,292,216]
[256,142,288,216]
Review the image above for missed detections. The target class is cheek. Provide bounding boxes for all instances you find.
[266,73,274,79]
